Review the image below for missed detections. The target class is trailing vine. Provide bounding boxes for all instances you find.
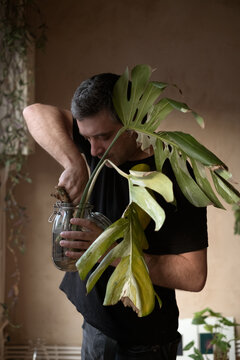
[0,0,47,328]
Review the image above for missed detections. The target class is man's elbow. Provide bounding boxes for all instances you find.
[191,270,207,292]
[23,103,41,122]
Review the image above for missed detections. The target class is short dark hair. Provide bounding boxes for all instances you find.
[71,73,120,121]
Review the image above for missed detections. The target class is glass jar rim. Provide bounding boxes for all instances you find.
[54,201,93,209]
[48,201,93,222]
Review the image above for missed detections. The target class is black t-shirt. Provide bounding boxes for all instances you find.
[60,119,208,345]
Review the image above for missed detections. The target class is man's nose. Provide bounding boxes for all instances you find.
[90,139,104,157]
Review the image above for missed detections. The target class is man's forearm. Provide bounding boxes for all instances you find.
[144,248,207,292]
[23,103,89,203]
[23,104,80,168]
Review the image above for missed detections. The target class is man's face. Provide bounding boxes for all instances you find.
[76,109,139,167]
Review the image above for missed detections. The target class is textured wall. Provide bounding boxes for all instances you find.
[6,0,240,345]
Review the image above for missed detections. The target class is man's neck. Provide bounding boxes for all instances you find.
[128,145,154,161]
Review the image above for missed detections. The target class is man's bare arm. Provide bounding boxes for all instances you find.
[144,248,207,292]
[23,103,89,203]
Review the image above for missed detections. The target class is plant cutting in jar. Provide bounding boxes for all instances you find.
[60,64,240,317]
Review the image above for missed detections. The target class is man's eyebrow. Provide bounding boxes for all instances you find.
[82,130,113,138]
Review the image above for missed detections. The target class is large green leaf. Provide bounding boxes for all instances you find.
[127,65,152,125]
[103,204,157,317]
[113,65,203,136]
[113,65,152,126]
[85,229,129,293]
[153,138,170,172]
[77,218,128,280]
[104,253,156,317]
[133,101,205,151]
[129,185,165,231]
[129,169,174,203]
[143,98,175,131]
[158,131,226,167]
[112,67,129,123]
[107,160,173,230]
[191,159,225,209]
[211,171,240,205]
[232,203,240,235]
[77,203,159,317]
[76,64,240,319]
[85,201,152,294]
[169,148,213,207]
[133,82,164,126]
[165,98,204,128]
[214,167,232,181]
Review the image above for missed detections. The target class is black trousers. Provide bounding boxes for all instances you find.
[81,320,181,360]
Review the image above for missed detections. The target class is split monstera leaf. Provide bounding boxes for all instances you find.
[75,64,240,317]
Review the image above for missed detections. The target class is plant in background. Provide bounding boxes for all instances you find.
[0,0,47,328]
[75,64,240,317]
[183,308,239,360]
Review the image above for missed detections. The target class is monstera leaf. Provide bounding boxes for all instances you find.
[112,64,240,210]
[78,203,161,317]
[77,162,173,316]
[76,64,240,317]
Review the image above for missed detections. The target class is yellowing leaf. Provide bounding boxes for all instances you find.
[129,170,174,203]
[103,204,157,317]
[129,163,152,230]
[129,185,165,231]
[104,253,156,317]
[77,218,128,280]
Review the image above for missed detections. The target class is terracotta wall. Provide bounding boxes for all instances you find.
[6,0,240,345]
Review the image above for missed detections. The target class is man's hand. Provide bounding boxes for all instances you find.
[59,217,103,259]
[58,164,89,205]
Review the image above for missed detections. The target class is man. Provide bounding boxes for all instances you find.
[23,73,208,359]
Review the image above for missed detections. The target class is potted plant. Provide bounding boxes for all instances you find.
[183,307,239,360]
[70,64,240,317]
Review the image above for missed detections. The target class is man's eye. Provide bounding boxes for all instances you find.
[99,134,111,141]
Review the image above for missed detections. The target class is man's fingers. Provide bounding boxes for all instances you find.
[60,239,89,249]
[60,230,90,240]
[60,239,89,260]
[70,218,102,232]
[64,250,84,259]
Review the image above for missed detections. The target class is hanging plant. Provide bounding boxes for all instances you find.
[0,0,47,325]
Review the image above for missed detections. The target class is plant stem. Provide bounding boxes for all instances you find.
[74,126,127,221]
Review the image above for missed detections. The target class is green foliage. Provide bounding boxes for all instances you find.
[184,308,239,360]
[0,303,21,329]
[232,203,240,235]
[0,0,47,159]
[188,348,204,360]
[87,203,159,317]
[0,0,47,327]
[76,64,240,317]
[77,162,172,316]
[0,0,46,242]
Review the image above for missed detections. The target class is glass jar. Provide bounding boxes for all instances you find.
[49,202,111,272]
